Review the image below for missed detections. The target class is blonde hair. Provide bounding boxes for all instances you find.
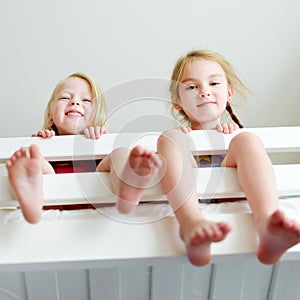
[170,50,249,128]
[43,72,107,134]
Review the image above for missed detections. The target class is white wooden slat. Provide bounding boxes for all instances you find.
[0,272,27,300]
[119,266,151,300]
[57,270,89,300]
[209,261,247,300]
[0,215,184,268]
[24,271,60,300]
[0,211,264,270]
[189,126,300,155]
[89,269,121,300]
[181,264,212,300]
[90,266,152,300]
[0,127,299,163]
[0,132,158,163]
[0,210,298,270]
[151,264,185,300]
[209,261,275,300]
[268,260,300,300]
[0,164,299,208]
[240,261,273,300]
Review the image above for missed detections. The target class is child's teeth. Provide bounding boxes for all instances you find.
[67,112,81,116]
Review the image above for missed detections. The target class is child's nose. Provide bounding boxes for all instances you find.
[200,89,211,98]
[69,99,80,105]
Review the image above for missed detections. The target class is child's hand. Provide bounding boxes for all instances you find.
[84,126,108,139]
[176,127,192,134]
[216,123,239,134]
[31,130,56,138]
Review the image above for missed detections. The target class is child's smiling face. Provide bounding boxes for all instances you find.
[177,59,233,129]
[51,77,94,135]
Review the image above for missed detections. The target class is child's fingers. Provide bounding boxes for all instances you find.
[100,127,108,135]
[177,127,191,134]
[84,127,109,139]
[217,123,239,134]
[216,124,223,132]
[31,130,55,138]
[83,128,92,139]
[44,130,55,137]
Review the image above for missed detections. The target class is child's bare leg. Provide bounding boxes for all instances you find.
[96,146,162,214]
[224,132,300,264]
[157,129,232,266]
[6,145,53,224]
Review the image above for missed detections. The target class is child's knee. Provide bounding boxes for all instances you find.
[112,147,130,156]
[230,132,263,151]
[157,129,187,149]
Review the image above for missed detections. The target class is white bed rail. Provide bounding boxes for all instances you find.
[0,126,299,271]
[1,126,299,163]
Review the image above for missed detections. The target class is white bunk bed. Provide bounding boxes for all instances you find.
[0,126,299,300]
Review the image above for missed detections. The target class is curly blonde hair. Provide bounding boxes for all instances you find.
[170,50,249,128]
[43,72,107,134]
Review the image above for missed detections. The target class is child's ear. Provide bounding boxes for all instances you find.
[173,102,182,111]
[227,86,234,102]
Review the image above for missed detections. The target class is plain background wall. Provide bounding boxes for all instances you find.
[0,0,299,138]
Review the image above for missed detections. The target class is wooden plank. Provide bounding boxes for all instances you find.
[1,164,300,208]
[90,266,151,300]
[0,127,299,163]
[120,266,151,300]
[0,215,184,267]
[24,271,60,300]
[210,261,247,300]
[268,260,300,300]
[89,269,121,300]
[241,261,273,299]
[181,264,212,299]
[57,270,89,300]
[210,261,274,300]
[0,133,156,162]
[0,208,298,271]
[0,272,27,300]
[151,264,184,300]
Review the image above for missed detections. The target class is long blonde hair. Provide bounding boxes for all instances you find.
[43,72,107,134]
[170,50,249,128]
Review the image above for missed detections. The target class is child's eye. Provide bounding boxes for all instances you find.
[211,82,220,86]
[187,85,197,90]
[59,97,70,101]
[83,99,92,103]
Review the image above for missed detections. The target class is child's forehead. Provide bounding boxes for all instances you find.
[56,77,92,94]
[181,59,225,80]
[187,58,223,71]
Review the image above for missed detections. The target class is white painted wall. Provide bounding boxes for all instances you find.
[0,0,299,137]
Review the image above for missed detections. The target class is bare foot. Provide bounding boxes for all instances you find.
[180,219,232,266]
[117,146,162,214]
[257,210,300,264]
[6,145,43,224]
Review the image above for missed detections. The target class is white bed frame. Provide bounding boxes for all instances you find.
[0,126,299,300]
